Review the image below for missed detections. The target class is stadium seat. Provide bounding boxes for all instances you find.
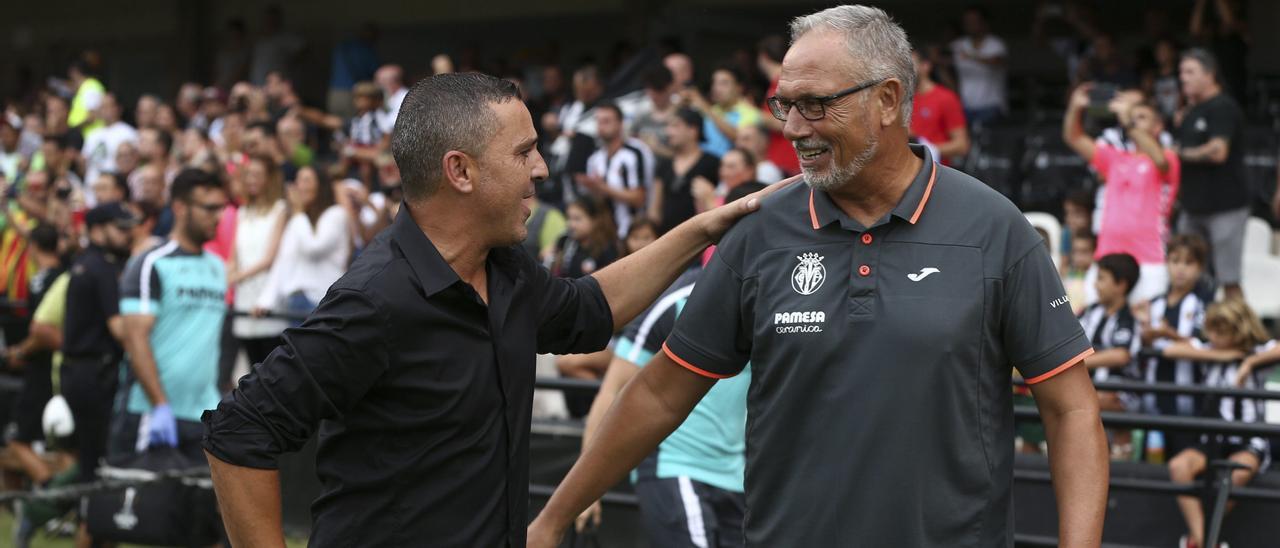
[1017,124,1094,215]
[1242,216,1280,320]
[1023,212,1062,267]
[963,124,1025,206]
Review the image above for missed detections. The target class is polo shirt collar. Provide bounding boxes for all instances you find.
[807,144,939,232]
[391,205,460,297]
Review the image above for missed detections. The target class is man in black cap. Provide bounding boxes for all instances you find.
[62,201,138,485]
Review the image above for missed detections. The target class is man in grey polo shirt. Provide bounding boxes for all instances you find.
[530,6,1109,548]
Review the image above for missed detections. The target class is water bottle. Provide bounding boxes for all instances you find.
[1146,430,1165,464]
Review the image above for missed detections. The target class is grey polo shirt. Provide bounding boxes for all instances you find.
[663,145,1094,547]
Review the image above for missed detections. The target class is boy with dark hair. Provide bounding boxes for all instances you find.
[1079,252,1142,458]
[1141,234,1210,459]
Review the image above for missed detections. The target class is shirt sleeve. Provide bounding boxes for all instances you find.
[33,273,70,327]
[202,288,392,469]
[663,250,752,379]
[1205,100,1239,143]
[1002,240,1095,384]
[534,259,614,355]
[120,254,162,315]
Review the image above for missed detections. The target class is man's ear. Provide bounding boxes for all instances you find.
[441,150,477,194]
[877,79,906,128]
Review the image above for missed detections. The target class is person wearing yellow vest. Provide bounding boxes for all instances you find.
[67,58,106,137]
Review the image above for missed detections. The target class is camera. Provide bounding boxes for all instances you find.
[1086,83,1120,125]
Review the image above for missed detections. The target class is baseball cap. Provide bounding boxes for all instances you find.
[85,202,139,228]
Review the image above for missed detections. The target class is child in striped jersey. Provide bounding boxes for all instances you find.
[1141,234,1210,457]
[1163,300,1279,548]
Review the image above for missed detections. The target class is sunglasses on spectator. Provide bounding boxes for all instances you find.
[766,78,887,122]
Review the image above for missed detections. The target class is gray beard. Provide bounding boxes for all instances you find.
[803,133,878,192]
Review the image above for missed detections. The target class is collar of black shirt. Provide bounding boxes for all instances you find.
[807,143,938,233]
[389,205,523,299]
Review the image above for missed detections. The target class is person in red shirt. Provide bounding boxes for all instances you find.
[756,35,800,176]
[910,48,970,166]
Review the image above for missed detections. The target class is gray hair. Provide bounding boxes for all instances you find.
[391,73,521,201]
[789,5,916,128]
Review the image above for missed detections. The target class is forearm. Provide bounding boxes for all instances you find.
[1164,345,1242,362]
[1085,349,1131,369]
[125,335,167,405]
[206,452,286,548]
[1128,131,1169,171]
[1062,106,1093,159]
[1044,407,1109,547]
[593,216,708,327]
[1180,141,1226,164]
[538,366,698,530]
[603,185,646,209]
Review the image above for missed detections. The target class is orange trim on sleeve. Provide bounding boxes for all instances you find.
[908,162,938,225]
[1024,347,1095,385]
[662,342,733,380]
[808,190,820,230]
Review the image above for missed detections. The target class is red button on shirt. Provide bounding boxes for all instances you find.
[858,265,871,277]
[861,233,873,245]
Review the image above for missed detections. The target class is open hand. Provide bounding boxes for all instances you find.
[696,175,800,243]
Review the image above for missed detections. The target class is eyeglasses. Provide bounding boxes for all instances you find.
[766,78,887,122]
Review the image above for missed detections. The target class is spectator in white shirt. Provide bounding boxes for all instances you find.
[81,94,138,185]
[950,6,1009,125]
[255,165,350,321]
[375,64,409,134]
[230,154,289,365]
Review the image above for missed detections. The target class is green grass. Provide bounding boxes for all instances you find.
[0,509,308,547]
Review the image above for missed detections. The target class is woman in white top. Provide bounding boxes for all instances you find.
[255,165,351,321]
[229,154,288,365]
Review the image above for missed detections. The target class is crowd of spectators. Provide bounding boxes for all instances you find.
[0,1,1278,545]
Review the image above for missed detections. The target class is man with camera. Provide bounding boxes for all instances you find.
[1063,83,1180,304]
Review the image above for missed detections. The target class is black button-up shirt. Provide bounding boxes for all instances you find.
[202,208,613,547]
[64,245,124,358]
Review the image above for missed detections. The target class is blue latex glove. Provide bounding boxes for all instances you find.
[147,403,179,447]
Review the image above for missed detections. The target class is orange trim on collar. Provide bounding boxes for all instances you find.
[908,162,938,225]
[808,189,820,230]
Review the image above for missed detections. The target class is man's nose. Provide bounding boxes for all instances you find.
[782,110,813,142]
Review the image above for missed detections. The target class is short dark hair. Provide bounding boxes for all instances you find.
[1181,48,1220,84]
[673,107,704,140]
[1167,233,1208,266]
[642,65,674,91]
[595,101,623,122]
[29,224,59,254]
[726,147,757,168]
[1097,253,1140,296]
[1063,190,1094,212]
[170,167,223,204]
[390,72,521,201]
[714,64,746,87]
[153,128,174,155]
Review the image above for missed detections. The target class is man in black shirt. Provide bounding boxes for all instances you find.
[652,108,721,232]
[1175,48,1248,301]
[202,73,783,547]
[62,203,137,483]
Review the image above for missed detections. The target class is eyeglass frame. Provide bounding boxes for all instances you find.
[765,77,888,122]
